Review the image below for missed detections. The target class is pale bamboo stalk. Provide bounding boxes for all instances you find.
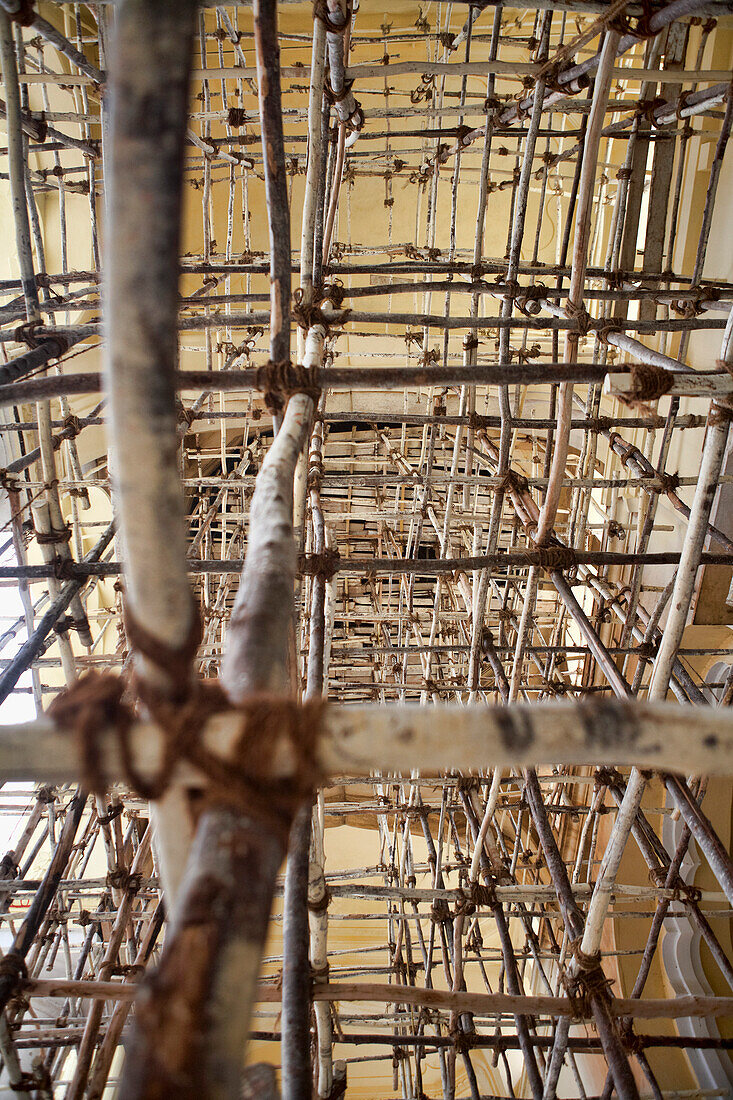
[294,325,327,590]
[222,389,315,694]
[306,423,327,698]
[34,403,92,646]
[299,14,327,306]
[29,500,76,686]
[104,0,198,643]
[0,11,39,323]
[0,1013,42,1097]
[11,53,733,86]
[0,307,727,341]
[6,493,42,712]
[523,768,638,1100]
[664,774,733,908]
[19,10,103,83]
[309,795,333,1098]
[103,0,200,915]
[119,4,316,1083]
[324,1,360,129]
[540,296,692,373]
[551,570,632,698]
[120,397,315,1098]
[648,315,733,700]
[321,121,347,266]
[535,29,620,547]
[8,699,733,785]
[509,566,539,703]
[135,387,312,1091]
[296,982,733,1022]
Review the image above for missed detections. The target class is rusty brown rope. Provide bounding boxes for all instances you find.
[48,608,325,841]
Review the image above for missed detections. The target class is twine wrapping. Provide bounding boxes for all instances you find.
[48,607,325,842]
[254,360,322,413]
[618,364,673,407]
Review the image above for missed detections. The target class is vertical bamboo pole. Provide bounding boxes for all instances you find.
[119,3,316,1094]
[648,321,733,699]
[0,11,40,323]
[535,29,620,545]
[84,902,165,1100]
[123,389,313,1098]
[300,14,327,310]
[65,829,152,1100]
[281,806,313,1100]
[253,0,290,367]
[103,0,200,909]
[0,791,87,1013]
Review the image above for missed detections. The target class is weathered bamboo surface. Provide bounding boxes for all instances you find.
[0,1,732,1098]
[3,699,733,781]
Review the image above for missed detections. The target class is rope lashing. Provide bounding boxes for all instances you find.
[298,547,342,580]
[530,544,579,572]
[254,360,322,413]
[564,299,593,339]
[48,607,325,843]
[617,364,674,407]
[312,0,351,34]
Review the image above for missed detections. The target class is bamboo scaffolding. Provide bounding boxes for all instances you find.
[0,2,731,1097]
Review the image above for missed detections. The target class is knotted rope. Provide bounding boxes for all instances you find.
[564,299,593,339]
[618,364,673,406]
[530,544,579,572]
[563,938,614,1016]
[298,548,342,579]
[291,288,351,333]
[323,76,356,105]
[254,360,322,414]
[670,283,714,318]
[455,881,497,916]
[610,0,656,39]
[48,607,325,843]
[227,107,247,128]
[34,524,72,546]
[312,0,351,34]
[515,282,547,316]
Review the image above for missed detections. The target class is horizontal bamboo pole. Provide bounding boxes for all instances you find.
[1,260,726,291]
[0,312,725,343]
[0,362,728,408]
[21,977,733,1024]
[300,983,733,1022]
[16,60,729,85]
[38,0,733,15]
[3,548,733,581]
[3,700,733,784]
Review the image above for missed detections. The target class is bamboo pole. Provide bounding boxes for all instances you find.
[299,11,327,307]
[0,4,731,1093]
[0,790,86,1014]
[253,0,290,367]
[0,11,39,323]
[6,700,733,784]
[102,0,200,916]
[535,28,620,547]
[0,523,113,705]
[281,806,312,1100]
